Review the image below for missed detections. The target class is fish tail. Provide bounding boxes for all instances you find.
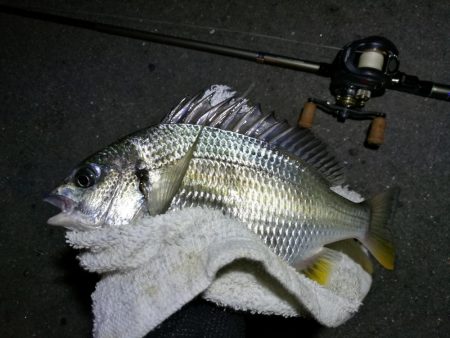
[360,187,400,270]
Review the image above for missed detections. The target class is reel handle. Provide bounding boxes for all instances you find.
[367,117,386,146]
[298,102,317,128]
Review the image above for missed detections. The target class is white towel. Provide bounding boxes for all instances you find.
[65,187,371,338]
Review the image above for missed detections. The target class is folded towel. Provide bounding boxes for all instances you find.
[66,187,371,338]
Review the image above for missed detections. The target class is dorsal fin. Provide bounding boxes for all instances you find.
[162,84,345,186]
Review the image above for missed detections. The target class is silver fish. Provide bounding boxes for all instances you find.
[45,85,398,284]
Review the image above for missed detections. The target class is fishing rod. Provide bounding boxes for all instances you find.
[2,4,449,146]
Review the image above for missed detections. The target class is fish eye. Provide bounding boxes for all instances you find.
[74,164,101,188]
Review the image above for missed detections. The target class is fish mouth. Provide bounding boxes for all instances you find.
[44,194,76,213]
[44,194,101,231]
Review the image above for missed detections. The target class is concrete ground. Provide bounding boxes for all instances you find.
[1,0,449,337]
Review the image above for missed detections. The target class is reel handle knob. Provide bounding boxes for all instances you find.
[298,101,317,128]
[367,116,386,145]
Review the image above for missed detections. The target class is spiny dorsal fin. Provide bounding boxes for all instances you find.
[162,84,345,186]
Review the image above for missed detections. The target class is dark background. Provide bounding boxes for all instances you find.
[1,1,449,337]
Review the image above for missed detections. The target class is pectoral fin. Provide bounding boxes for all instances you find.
[137,128,201,216]
[294,248,342,285]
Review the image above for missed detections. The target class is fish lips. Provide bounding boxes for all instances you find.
[44,194,76,213]
[44,194,102,231]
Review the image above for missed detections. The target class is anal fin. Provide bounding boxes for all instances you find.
[294,248,342,285]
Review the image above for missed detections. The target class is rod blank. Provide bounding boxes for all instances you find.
[0,4,327,75]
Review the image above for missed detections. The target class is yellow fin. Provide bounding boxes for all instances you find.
[361,188,399,270]
[327,239,373,274]
[296,248,342,285]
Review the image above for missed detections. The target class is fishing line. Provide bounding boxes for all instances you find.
[9,5,343,52]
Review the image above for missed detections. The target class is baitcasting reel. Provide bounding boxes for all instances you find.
[299,37,396,146]
[330,36,400,109]
[298,36,448,146]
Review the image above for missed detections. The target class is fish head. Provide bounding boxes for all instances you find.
[45,142,145,231]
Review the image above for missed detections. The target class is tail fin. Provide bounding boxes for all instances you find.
[360,188,399,270]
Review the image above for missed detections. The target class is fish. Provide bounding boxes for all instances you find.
[45,84,398,285]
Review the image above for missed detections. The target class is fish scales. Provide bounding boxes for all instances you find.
[133,124,369,263]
